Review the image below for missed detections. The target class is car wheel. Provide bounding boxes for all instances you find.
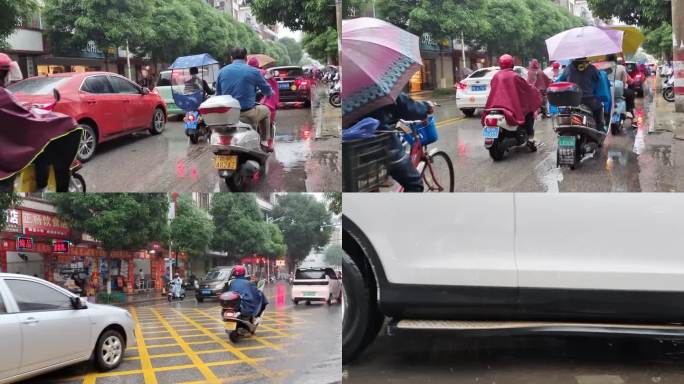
[77,123,97,162]
[326,294,333,305]
[461,108,475,117]
[94,329,125,371]
[149,107,166,135]
[342,253,384,364]
[305,301,311,305]
[293,299,299,305]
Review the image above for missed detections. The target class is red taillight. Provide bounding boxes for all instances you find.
[484,116,499,126]
[636,74,643,79]
[457,82,467,90]
[199,107,231,115]
[217,135,232,145]
[297,80,309,87]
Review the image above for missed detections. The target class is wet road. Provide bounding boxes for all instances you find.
[411,77,674,192]
[344,326,684,384]
[80,88,338,192]
[21,283,342,384]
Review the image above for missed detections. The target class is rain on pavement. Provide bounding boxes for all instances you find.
[19,283,341,384]
[411,76,680,192]
[79,86,340,193]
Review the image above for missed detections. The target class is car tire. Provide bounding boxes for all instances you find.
[326,294,333,305]
[77,123,97,162]
[337,290,343,304]
[94,329,125,371]
[293,299,299,305]
[342,253,384,364]
[149,107,166,135]
[305,301,311,305]
[461,108,475,118]
[196,297,204,303]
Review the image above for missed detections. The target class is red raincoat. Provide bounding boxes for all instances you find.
[482,69,543,126]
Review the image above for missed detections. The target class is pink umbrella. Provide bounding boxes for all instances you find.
[546,26,624,62]
[342,17,422,126]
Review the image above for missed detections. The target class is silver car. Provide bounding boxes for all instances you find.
[0,273,136,383]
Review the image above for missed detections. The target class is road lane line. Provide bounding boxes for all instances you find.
[436,116,466,127]
[151,308,220,384]
[132,307,159,384]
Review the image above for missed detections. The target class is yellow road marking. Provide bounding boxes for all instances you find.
[151,308,220,383]
[436,116,466,128]
[133,307,158,384]
[171,308,277,381]
[192,309,284,351]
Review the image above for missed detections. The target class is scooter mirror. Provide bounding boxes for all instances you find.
[53,88,61,102]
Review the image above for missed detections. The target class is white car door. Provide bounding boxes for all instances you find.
[343,194,518,287]
[515,194,684,291]
[4,278,92,374]
[325,269,342,298]
[0,281,21,381]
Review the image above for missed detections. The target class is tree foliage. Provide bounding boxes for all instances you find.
[324,192,341,215]
[210,194,266,258]
[260,222,287,259]
[279,37,304,65]
[302,27,338,64]
[643,24,673,60]
[272,194,332,269]
[170,195,213,262]
[138,0,198,65]
[0,193,21,232]
[248,0,337,35]
[0,0,38,49]
[324,244,344,266]
[587,0,671,30]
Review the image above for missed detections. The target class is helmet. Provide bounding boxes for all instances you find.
[498,54,514,70]
[233,265,246,277]
[0,53,11,71]
[552,61,560,69]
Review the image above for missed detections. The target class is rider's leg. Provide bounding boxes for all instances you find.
[387,135,423,192]
[521,112,535,139]
[254,105,271,142]
[624,87,635,115]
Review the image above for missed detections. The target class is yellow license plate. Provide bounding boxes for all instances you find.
[213,155,237,170]
[225,321,237,331]
[291,85,297,91]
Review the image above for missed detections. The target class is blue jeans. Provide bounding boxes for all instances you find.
[388,135,423,192]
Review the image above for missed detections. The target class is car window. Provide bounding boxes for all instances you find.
[272,67,304,77]
[109,76,141,94]
[626,63,637,72]
[157,71,172,87]
[295,269,326,279]
[7,76,71,95]
[5,279,73,312]
[468,69,492,79]
[81,75,114,94]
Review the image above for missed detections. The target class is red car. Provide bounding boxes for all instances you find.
[8,72,167,161]
[269,66,312,107]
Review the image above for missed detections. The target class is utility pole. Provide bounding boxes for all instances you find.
[673,0,684,111]
[126,40,132,81]
[336,0,342,67]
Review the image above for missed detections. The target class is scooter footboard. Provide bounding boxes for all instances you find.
[555,126,606,143]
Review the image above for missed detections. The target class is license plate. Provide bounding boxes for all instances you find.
[612,114,621,123]
[558,136,576,147]
[303,292,316,297]
[185,121,198,129]
[279,82,290,90]
[225,321,237,331]
[202,289,211,295]
[471,85,486,92]
[213,155,237,170]
[483,127,500,139]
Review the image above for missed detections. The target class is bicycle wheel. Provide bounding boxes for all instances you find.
[422,150,454,192]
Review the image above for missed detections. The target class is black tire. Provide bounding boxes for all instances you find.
[305,301,311,305]
[461,108,475,117]
[167,295,172,302]
[77,123,97,162]
[293,299,299,305]
[422,151,455,192]
[610,122,621,135]
[196,297,204,303]
[329,93,341,108]
[488,140,506,161]
[69,172,86,193]
[149,107,166,135]
[94,329,125,371]
[326,294,333,305]
[189,133,199,144]
[342,253,384,364]
[229,331,240,343]
[225,172,250,192]
[664,88,675,102]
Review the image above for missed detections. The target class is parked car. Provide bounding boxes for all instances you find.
[455,66,528,117]
[291,267,342,305]
[625,61,645,96]
[269,66,312,107]
[0,273,135,383]
[153,70,184,118]
[195,266,235,302]
[8,72,167,162]
[343,194,684,363]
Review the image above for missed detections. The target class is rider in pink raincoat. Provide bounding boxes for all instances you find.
[248,57,278,123]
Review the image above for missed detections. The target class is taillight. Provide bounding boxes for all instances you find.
[211,134,232,146]
[484,116,499,126]
[298,80,309,87]
[199,107,231,114]
[457,82,467,90]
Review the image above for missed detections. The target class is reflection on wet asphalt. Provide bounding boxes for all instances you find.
[425,77,678,192]
[80,106,330,192]
[344,326,684,384]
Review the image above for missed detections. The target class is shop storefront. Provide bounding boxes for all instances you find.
[410,33,454,92]
[35,41,117,76]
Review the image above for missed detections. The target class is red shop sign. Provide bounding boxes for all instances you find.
[16,236,34,250]
[52,240,70,254]
[22,211,71,239]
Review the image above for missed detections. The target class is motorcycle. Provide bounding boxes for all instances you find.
[663,74,675,102]
[482,109,537,161]
[204,95,276,191]
[167,281,186,302]
[609,79,631,135]
[329,81,341,108]
[548,82,607,170]
[169,53,220,144]
[219,279,266,343]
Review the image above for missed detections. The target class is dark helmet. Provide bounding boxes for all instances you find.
[498,54,514,70]
[233,265,246,277]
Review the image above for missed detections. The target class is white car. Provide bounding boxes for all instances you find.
[343,194,684,363]
[455,66,528,117]
[292,267,343,305]
[0,273,136,383]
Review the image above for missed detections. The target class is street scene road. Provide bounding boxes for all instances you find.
[20,283,341,384]
[344,326,684,384]
[80,86,340,193]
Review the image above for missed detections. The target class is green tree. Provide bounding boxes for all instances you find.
[50,193,169,294]
[210,194,267,260]
[324,244,344,266]
[324,192,341,215]
[0,0,38,49]
[170,196,213,271]
[586,0,670,30]
[302,28,338,64]
[521,0,585,61]
[278,37,304,65]
[272,194,332,270]
[0,193,21,231]
[248,0,337,35]
[260,222,287,259]
[643,24,673,60]
[139,0,199,70]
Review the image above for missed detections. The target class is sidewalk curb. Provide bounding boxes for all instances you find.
[653,85,684,140]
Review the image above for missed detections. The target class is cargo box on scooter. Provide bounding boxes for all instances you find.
[199,95,242,127]
[547,82,582,107]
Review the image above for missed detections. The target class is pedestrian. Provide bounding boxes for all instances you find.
[527,59,552,117]
[161,272,169,294]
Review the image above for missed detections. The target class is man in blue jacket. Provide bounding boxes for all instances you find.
[216,47,274,151]
[227,265,267,320]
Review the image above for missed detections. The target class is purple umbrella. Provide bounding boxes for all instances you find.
[341,17,422,126]
[546,26,624,61]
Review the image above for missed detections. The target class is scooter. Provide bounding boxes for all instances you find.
[609,80,631,135]
[329,81,341,108]
[663,74,675,102]
[219,279,266,343]
[482,109,537,161]
[548,82,607,170]
[167,282,186,302]
[183,110,211,144]
[202,95,275,192]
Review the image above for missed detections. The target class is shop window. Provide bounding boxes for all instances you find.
[5,279,72,312]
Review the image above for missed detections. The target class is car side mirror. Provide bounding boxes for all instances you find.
[53,88,61,102]
[142,87,150,95]
[70,296,87,309]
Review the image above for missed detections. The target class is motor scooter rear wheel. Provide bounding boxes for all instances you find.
[229,331,240,343]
